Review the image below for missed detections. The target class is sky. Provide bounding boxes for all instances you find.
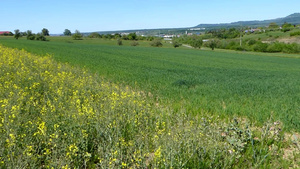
[1,0,299,34]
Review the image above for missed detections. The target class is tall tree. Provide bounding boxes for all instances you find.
[64,29,72,36]
[209,40,217,50]
[128,33,137,40]
[190,36,203,49]
[172,38,182,48]
[72,30,83,40]
[26,30,35,40]
[269,22,279,29]
[42,28,49,36]
[14,29,21,40]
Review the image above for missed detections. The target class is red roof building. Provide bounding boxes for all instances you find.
[0,31,11,35]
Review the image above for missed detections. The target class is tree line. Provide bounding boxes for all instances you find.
[13,28,49,41]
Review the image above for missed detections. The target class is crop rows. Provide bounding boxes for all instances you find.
[1,45,298,168]
[0,38,299,131]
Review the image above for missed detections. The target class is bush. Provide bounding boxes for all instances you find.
[121,35,129,40]
[252,42,268,52]
[266,42,284,53]
[146,36,155,41]
[290,31,300,36]
[227,41,237,49]
[36,33,47,41]
[128,33,137,40]
[248,39,257,46]
[282,43,300,54]
[282,28,291,32]
[27,34,35,40]
[14,29,21,40]
[26,30,35,40]
[72,30,83,40]
[88,32,101,38]
[209,40,217,50]
[63,29,72,36]
[217,39,228,49]
[172,39,182,48]
[189,37,203,49]
[131,41,139,46]
[150,39,163,47]
[117,38,123,46]
[235,46,246,51]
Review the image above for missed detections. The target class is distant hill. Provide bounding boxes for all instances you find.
[195,13,300,29]
[88,13,300,36]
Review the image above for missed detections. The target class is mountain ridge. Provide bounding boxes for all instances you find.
[194,13,300,29]
[90,13,300,35]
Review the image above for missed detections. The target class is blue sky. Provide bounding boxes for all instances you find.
[1,0,299,34]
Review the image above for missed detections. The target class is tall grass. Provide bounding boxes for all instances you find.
[1,45,298,168]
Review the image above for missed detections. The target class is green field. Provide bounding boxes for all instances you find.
[0,37,300,131]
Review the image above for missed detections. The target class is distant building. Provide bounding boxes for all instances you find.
[244,29,261,33]
[0,31,11,35]
[189,28,205,31]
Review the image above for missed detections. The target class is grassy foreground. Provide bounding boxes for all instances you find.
[1,45,299,168]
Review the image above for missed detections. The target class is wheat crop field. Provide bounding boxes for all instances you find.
[0,37,299,168]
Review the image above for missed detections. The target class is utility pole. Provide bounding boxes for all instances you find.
[240,25,242,47]
[240,32,242,46]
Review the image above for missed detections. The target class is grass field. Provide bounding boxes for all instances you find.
[0,37,300,168]
[1,44,299,168]
[0,36,300,132]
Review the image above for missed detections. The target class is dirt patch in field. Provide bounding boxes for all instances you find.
[283,132,300,168]
[277,37,300,44]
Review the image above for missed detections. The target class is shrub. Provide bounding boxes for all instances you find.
[26,30,35,40]
[36,33,47,41]
[217,39,228,49]
[14,29,21,40]
[63,29,72,36]
[189,37,203,49]
[290,31,300,36]
[282,43,300,54]
[172,39,182,48]
[235,46,246,51]
[131,41,139,46]
[121,35,129,40]
[248,39,257,46]
[227,41,237,49]
[88,32,101,38]
[27,34,35,40]
[208,40,217,50]
[282,28,291,32]
[42,28,49,36]
[147,36,155,41]
[128,33,137,40]
[266,42,284,53]
[72,30,83,40]
[252,42,268,52]
[117,38,123,46]
[150,39,163,47]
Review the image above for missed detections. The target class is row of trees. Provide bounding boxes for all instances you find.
[201,39,300,54]
[206,28,241,39]
[87,32,156,41]
[268,22,297,32]
[14,28,49,41]
[176,35,203,49]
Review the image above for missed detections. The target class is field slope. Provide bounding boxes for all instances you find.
[0,37,300,131]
